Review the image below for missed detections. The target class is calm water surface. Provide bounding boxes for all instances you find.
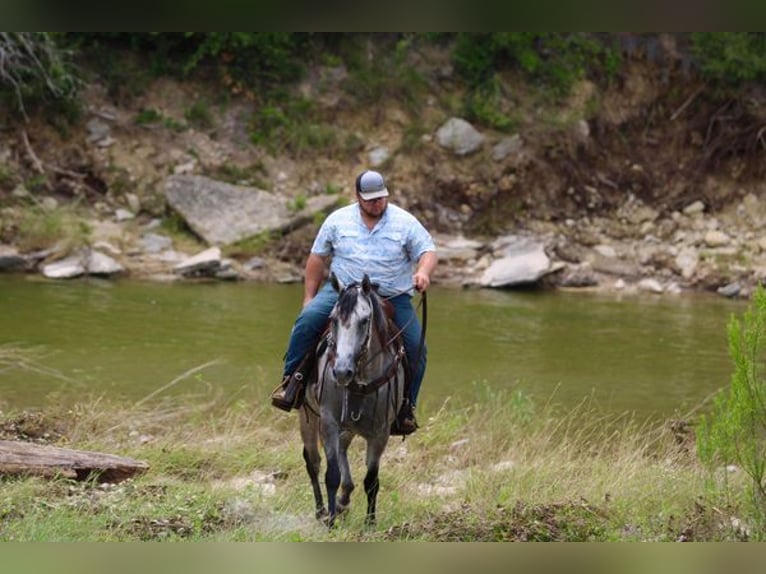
[0,274,744,420]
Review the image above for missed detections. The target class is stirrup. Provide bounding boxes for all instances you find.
[390,403,418,436]
[270,372,304,412]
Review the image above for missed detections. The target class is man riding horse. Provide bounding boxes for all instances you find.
[271,169,438,435]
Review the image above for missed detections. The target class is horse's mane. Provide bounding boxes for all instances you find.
[337,282,390,340]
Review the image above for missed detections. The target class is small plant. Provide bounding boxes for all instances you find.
[135,108,163,125]
[185,100,213,130]
[249,99,338,157]
[698,284,766,507]
[288,195,307,212]
[463,79,517,132]
[324,183,341,195]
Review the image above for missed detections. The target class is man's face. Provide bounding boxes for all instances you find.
[358,195,388,218]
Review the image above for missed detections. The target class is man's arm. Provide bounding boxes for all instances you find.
[303,252,328,306]
[413,250,438,292]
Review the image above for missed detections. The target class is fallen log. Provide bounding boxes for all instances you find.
[0,440,149,482]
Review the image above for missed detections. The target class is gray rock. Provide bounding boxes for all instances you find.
[368,146,390,167]
[492,134,523,162]
[479,238,551,287]
[42,256,85,279]
[115,208,135,222]
[436,235,484,261]
[87,251,125,275]
[638,278,664,293]
[683,200,705,215]
[86,117,111,144]
[436,118,484,156]
[42,249,124,279]
[140,233,173,253]
[717,282,741,298]
[164,175,340,246]
[556,263,598,288]
[0,245,25,271]
[173,246,221,277]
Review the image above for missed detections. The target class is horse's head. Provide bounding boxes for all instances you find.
[328,273,377,386]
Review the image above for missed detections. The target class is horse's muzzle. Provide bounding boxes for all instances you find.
[332,365,355,385]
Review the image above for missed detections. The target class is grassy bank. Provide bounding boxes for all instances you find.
[0,383,756,542]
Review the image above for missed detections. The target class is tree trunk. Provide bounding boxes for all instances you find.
[0,440,149,482]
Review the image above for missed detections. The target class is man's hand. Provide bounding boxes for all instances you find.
[413,250,437,292]
[412,270,431,292]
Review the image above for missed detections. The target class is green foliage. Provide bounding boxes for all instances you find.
[181,33,305,95]
[287,195,307,212]
[343,36,427,111]
[0,32,81,121]
[692,33,766,84]
[462,77,518,132]
[453,33,621,98]
[698,284,766,504]
[249,99,338,157]
[15,204,91,252]
[134,108,184,132]
[64,33,308,101]
[210,162,268,188]
[185,100,213,130]
[135,108,163,125]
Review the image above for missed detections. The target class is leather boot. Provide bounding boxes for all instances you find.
[390,401,418,436]
[270,371,305,412]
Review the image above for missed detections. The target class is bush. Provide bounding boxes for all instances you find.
[698,284,766,506]
[692,33,766,84]
[453,33,620,98]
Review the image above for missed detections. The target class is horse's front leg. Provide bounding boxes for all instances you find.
[299,409,326,519]
[337,432,355,516]
[320,422,342,527]
[363,436,388,526]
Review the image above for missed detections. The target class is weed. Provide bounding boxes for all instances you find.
[185,100,213,130]
[288,195,307,213]
[15,204,91,252]
[135,108,163,125]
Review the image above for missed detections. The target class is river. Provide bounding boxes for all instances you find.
[0,274,744,421]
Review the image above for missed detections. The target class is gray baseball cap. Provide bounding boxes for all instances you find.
[355,170,389,200]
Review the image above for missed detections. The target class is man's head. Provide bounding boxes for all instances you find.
[355,170,389,219]
[355,170,389,201]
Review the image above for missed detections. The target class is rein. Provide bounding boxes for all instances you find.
[347,288,428,396]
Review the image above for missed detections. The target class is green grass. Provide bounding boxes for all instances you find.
[0,378,755,541]
[14,203,92,252]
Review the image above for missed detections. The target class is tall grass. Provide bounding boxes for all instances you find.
[0,370,752,541]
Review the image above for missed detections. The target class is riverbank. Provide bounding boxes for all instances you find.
[0,389,752,542]
[2,35,766,299]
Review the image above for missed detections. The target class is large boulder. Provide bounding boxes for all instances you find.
[479,237,553,288]
[164,175,340,246]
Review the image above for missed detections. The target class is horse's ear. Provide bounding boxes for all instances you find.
[331,272,342,293]
[361,274,371,294]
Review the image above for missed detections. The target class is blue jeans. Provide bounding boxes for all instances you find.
[282,282,427,406]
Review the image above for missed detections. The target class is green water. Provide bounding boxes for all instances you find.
[0,274,744,420]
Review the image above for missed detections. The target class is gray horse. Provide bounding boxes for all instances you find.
[299,273,406,526]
